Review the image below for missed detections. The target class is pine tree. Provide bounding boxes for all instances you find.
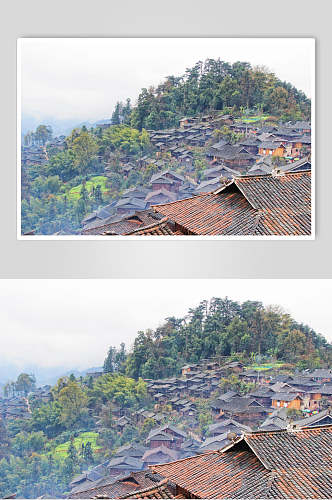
[67,438,78,462]
[94,185,103,205]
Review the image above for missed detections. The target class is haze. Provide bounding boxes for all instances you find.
[20,38,314,126]
[0,279,330,375]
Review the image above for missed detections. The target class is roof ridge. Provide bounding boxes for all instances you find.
[152,192,209,209]
[118,479,169,498]
[125,217,169,235]
[245,423,332,435]
[235,169,311,180]
[149,450,216,469]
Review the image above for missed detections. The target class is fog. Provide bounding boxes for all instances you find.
[0,279,329,373]
[20,38,314,124]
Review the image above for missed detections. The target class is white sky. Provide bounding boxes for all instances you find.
[1,279,330,371]
[20,38,314,123]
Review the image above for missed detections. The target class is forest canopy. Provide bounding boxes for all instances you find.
[125,59,311,130]
[124,297,331,379]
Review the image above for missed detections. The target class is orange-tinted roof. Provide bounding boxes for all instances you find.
[123,218,177,236]
[150,449,270,498]
[153,171,311,236]
[153,191,258,235]
[120,479,183,499]
[151,426,332,499]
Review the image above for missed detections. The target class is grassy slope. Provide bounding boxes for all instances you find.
[54,432,103,458]
[245,361,286,371]
[65,176,109,201]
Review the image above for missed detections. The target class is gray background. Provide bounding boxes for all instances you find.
[1,0,330,278]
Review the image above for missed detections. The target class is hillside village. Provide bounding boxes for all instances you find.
[22,115,311,237]
[1,294,331,498]
[80,116,311,236]
[21,58,312,236]
[1,357,331,498]
[67,361,332,498]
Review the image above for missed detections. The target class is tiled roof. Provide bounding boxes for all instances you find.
[234,171,311,213]
[271,392,301,402]
[153,171,311,236]
[154,191,258,235]
[150,426,332,499]
[119,479,183,499]
[82,211,164,235]
[245,425,332,471]
[68,471,164,499]
[151,449,270,498]
[142,446,179,462]
[124,218,177,236]
[293,409,332,428]
[267,469,332,499]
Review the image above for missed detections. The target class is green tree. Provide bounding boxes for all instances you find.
[56,381,88,429]
[15,373,36,395]
[72,131,98,174]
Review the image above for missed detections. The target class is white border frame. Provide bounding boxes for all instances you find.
[16,37,315,241]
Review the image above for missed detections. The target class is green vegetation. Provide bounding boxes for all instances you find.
[21,58,311,235]
[21,124,152,235]
[0,371,148,498]
[0,296,331,498]
[66,176,109,201]
[246,361,286,371]
[241,114,270,123]
[125,298,331,379]
[127,60,310,130]
[54,432,102,458]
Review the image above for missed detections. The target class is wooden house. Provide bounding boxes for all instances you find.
[179,117,196,129]
[258,141,286,157]
[271,392,303,410]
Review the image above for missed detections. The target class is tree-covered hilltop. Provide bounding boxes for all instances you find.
[0,297,330,498]
[123,59,310,130]
[21,58,311,235]
[125,297,331,379]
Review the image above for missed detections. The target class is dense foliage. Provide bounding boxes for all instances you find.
[0,373,147,498]
[21,58,311,235]
[0,297,330,498]
[126,59,310,130]
[125,297,331,378]
[21,124,152,234]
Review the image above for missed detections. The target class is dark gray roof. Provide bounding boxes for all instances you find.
[293,410,332,428]
[271,392,302,402]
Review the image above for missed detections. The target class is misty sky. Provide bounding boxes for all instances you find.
[20,38,314,124]
[1,279,331,372]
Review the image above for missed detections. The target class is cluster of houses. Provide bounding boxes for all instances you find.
[28,384,52,406]
[80,166,311,236]
[81,170,197,233]
[69,360,332,498]
[22,113,312,237]
[0,384,52,421]
[0,396,31,420]
[22,135,67,167]
[69,424,200,497]
[79,113,311,236]
[21,144,48,167]
[69,421,332,500]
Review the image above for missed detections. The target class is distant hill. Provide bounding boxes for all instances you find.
[21,114,112,137]
[0,362,103,387]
